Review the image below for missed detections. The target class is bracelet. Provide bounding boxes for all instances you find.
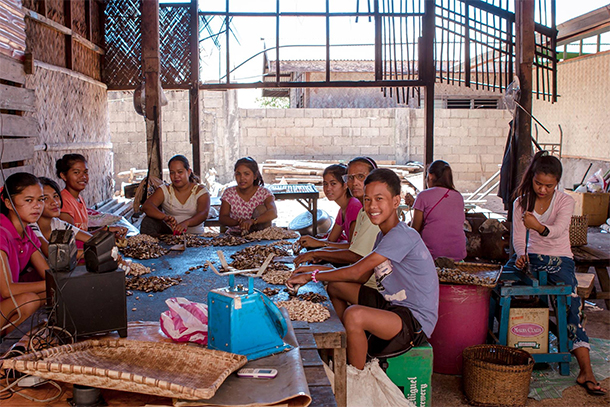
[311,269,320,283]
[253,217,258,225]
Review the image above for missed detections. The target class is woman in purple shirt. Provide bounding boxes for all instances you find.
[0,173,48,335]
[410,160,466,261]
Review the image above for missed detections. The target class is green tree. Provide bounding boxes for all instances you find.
[255,97,289,109]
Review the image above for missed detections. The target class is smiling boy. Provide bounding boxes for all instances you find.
[287,168,439,369]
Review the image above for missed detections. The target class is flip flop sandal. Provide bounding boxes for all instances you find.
[577,380,606,396]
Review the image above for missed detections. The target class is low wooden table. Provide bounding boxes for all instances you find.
[572,229,610,309]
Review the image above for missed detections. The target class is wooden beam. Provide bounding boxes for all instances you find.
[0,54,26,84]
[0,114,38,138]
[85,0,93,41]
[23,8,105,55]
[0,85,35,112]
[0,166,33,187]
[189,0,201,178]
[64,0,73,70]
[422,0,435,168]
[141,0,163,179]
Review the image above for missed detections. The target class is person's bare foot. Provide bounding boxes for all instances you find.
[576,375,607,396]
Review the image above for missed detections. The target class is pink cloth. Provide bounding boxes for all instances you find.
[512,190,574,258]
[334,197,362,242]
[413,187,467,261]
[221,186,273,220]
[0,214,41,301]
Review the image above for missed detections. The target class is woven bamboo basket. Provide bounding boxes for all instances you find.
[3,339,247,400]
[569,215,589,247]
[463,345,534,407]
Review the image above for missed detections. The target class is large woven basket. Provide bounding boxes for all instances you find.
[569,215,589,247]
[3,339,247,400]
[462,345,534,407]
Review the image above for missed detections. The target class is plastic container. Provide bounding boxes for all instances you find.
[428,284,491,375]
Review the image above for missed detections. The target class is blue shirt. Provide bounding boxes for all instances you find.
[373,222,439,337]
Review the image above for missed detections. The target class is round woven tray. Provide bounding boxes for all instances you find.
[3,339,247,400]
[463,344,534,407]
[438,262,501,288]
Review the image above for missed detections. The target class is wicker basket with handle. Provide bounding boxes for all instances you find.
[462,344,534,407]
[569,215,588,247]
[3,339,247,400]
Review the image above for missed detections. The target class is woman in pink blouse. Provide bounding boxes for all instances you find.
[504,151,605,396]
[219,157,277,234]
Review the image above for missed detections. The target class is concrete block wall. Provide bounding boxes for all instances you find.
[109,90,512,192]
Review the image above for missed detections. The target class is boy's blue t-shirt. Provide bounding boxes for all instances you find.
[372,222,439,337]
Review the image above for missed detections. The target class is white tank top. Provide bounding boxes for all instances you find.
[160,184,209,234]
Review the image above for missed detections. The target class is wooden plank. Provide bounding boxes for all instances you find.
[295,332,318,349]
[0,166,33,187]
[0,53,25,84]
[304,365,332,387]
[313,332,344,349]
[0,138,34,162]
[301,348,324,367]
[0,114,38,137]
[576,272,595,298]
[309,385,337,407]
[0,84,35,111]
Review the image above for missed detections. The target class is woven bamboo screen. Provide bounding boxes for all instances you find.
[104,0,192,90]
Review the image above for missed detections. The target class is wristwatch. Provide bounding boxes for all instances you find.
[539,226,550,237]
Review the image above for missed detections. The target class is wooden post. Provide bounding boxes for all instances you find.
[64,0,73,70]
[190,0,201,178]
[422,0,435,168]
[141,0,163,179]
[514,0,535,181]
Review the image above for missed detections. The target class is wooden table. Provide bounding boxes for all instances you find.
[267,184,320,235]
[572,229,610,309]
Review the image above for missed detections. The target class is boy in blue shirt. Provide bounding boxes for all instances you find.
[288,168,439,369]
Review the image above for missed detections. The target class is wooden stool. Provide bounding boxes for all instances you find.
[379,340,433,407]
[576,273,596,317]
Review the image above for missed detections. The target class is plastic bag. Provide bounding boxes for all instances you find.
[160,297,208,345]
[347,359,415,407]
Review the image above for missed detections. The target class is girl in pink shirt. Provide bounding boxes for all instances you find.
[0,172,48,335]
[298,164,362,249]
[504,151,605,396]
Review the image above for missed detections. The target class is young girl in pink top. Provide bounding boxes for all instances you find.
[504,151,605,396]
[0,173,48,334]
[410,160,466,261]
[298,164,362,249]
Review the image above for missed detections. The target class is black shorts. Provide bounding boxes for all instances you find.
[358,285,426,359]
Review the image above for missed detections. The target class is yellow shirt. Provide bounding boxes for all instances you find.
[349,208,381,289]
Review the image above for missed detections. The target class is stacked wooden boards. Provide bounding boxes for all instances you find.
[0,53,37,186]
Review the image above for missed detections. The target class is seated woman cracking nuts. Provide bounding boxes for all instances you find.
[141,155,211,235]
[219,157,277,235]
[288,169,439,369]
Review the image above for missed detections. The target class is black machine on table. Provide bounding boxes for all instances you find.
[45,230,128,339]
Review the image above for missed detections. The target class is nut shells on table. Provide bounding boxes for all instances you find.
[436,267,496,287]
[275,299,330,322]
[244,227,300,241]
[126,275,182,292]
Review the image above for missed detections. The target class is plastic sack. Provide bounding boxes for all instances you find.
[347,359,415,407]
[160,297,208,345]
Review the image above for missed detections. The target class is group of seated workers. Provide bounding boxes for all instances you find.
[0,150,604,396]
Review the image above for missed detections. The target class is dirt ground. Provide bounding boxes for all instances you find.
[276,194,610,407]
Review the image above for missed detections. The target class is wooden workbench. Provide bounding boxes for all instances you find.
[573,228,610,309]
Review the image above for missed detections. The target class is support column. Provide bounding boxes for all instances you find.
[141,0,163,178]
[190,0,201,178]
[514,0,535,182]
[422,0,435,168]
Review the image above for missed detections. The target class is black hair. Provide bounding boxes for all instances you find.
[55,153,87,178]
[348,156,378,172]
[323,164,352,198]
[39,177,64,208]
[234,157,264,186]
[168,154,199,183]
[0,172,42,215]
[515,150,562,212]
[364,168,401,197]
[427,160,456,190]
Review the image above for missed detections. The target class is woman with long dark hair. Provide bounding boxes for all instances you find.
[142,154,211,235]
[219,157,277,234]
[505,151,605,396]
[410,160,466,261]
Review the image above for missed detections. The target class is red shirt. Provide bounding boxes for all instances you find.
[0,214,41,301]
[60,189,88,230]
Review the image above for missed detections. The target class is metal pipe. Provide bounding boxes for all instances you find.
[34,142,113,152]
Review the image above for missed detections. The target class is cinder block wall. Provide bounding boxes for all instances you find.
[109,90,512,192]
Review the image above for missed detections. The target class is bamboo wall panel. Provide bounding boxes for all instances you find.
[25,18,66,68]
[0,0,26,60]
[46,0,65,26]
[26,65,112,204]
[74,41,101,81]
[72,0,87,38]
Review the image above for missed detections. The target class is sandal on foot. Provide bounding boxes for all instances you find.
[577,380,606,396]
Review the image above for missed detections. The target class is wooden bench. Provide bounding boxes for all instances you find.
[572,243,610,309]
